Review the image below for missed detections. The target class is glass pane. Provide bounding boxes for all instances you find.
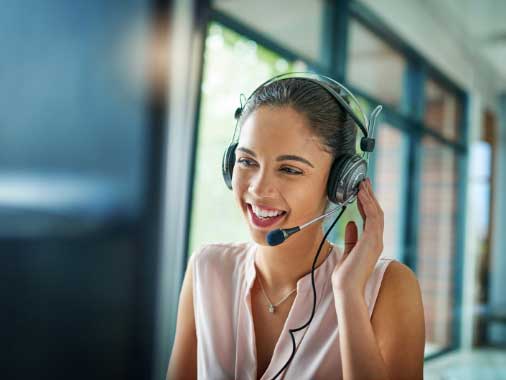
[373,124,407,261]
[188,23,306,256]
[417,137,459,355]
[213,0,326,64]
[346,19,406,109]
[472,111,498,346]
[424,78,462,141]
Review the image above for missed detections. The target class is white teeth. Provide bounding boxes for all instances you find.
[251,204,285,218]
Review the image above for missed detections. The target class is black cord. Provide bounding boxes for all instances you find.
[269,205,347,380]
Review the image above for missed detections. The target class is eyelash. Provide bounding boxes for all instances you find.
[236,158,303,175]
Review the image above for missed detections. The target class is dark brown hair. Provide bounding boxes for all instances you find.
[238,78,357,160]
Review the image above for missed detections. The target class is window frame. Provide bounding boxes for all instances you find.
[183,0,469,361]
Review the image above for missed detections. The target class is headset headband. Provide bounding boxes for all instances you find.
[233,71,383,156]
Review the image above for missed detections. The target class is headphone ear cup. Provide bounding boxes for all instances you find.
[222,142,238,190]
[327,154,367,204]
[327,154,351,204]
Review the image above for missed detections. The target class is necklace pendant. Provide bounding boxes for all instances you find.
[268,304,275,313]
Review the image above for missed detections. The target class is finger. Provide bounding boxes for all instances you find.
[356,181,366,219]
[365,179,384,228]
[360,180,384,252]
[356,182,368,231]
[358,183,378,230]
[357,199,365,231]
[365,178,382,211]
[343,221,358,256]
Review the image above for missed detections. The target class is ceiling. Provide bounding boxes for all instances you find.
[214,0,506,90]
[431,0,506,85]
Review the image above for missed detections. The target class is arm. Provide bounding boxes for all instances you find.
[167,255,198,380]
[334,261,425,380]
[370,261,425,380]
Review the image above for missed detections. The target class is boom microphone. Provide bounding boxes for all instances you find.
[266,205,343,246]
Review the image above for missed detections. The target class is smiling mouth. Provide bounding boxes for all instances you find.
[246,203,287,229]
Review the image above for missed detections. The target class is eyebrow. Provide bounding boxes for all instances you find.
[236,147,315,168]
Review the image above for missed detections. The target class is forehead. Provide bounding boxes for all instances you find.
[238,106,327,156]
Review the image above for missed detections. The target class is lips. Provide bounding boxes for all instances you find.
[246,203,287,229]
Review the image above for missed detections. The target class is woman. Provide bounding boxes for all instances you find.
[168,74,425,380]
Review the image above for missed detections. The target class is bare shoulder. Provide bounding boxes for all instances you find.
[380,260,420,297]
[372,260,424,323]
[371,260,425,380]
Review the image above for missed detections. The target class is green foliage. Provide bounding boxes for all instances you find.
[188,23,305,256]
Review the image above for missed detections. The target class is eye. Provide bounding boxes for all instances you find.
[237,158,256,167]
[280,167,303,175]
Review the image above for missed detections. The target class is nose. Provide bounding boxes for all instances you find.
[248,167,278,199]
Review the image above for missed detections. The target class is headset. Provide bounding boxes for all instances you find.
[222,71,382,206]
[220,72,383,379]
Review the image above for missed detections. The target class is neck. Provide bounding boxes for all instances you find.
[253,222,335,295]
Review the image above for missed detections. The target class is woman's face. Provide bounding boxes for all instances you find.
[232,105,334,245]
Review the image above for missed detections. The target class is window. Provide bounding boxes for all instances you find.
[472,110,498,346]
[416,137,459,354]
[424,78,462,141]
[188,3,469,361]
[213,0,327,65]
[373,124,407,261]
[346,19,407,109]
[188,23,306,256]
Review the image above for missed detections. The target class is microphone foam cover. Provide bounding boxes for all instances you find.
[266,229,285,246]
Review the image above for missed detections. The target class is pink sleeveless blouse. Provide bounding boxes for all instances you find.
[191,241,394,380]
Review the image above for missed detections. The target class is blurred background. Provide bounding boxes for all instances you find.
[1,0,505,379]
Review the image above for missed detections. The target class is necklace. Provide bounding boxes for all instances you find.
[257,244,333,314]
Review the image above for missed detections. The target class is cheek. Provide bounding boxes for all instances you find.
[288,177,329,215]
[231,168,248,200]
